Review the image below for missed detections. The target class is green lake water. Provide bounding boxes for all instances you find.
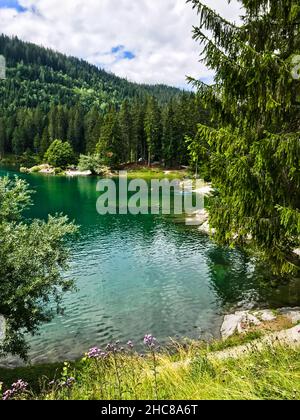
[1,167,300,365]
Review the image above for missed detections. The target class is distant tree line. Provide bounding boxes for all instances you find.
[0,34,181,110]
[0,94,209,168]
[0,34,209,168]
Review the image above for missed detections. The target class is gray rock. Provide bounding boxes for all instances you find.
[278,308,300,324]
[0,315,5,342]
[221,313,244,340]
[221,311,261,340]
[221,307,300,340]
[253,310,277,322]
[198,221,216,235]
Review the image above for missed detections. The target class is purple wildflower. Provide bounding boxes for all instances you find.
[127,340,134,349]
[87,347,102,359]
[144,334,157,348]
[87,347,108,360]
[2,379,28,401]
[3,389,13,401]
[61,377,76,389]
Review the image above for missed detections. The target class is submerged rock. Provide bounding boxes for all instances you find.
[186,209,211,227]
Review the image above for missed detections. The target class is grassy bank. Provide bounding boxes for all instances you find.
[120,167,189,180]
[1,334,299,400]
[1,156,191,180]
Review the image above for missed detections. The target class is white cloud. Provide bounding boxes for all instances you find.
[0,0,242,87]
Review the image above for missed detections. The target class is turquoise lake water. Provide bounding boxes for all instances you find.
[1,167,300,365]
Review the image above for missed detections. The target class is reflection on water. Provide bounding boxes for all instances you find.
[1,168,300,366]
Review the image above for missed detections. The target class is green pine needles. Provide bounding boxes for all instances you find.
[188,0,300,275]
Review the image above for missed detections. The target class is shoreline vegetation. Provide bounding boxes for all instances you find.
[19,162,190,180]
[0,314,299,400]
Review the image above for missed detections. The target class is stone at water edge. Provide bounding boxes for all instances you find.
[221,311,262,340]
[253,310,277,322]
[221,308,300,340]
[221,314,241,340]
[0,315,5,342]
[278,308,300,324]
[221,312,247,340]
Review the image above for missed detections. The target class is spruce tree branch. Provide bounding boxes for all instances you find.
[191,1,292,73]
[192,28,243,70]
[187,0,239,30]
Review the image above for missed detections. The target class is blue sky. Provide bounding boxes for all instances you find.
[0,0,26,12]
[0,1,242,87]
[111,45,135,61]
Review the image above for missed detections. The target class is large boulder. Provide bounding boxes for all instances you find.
[221,311,261,340]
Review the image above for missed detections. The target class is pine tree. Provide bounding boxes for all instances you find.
[32,106,45,153]
[189,0,300,275]
[40,127,50,157]
[55,105,68,141]
[144,96,162,165]
[84,106,102,154]
[162,100,176,167]
[119,99,133,162]
[131,99,147,161]
[67,104,84,153]
[0,117,6,158]
[96,106,122,167]
[48,104,57,142]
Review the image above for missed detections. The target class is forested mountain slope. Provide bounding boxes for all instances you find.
[0,34,208,166]
[0,34,181,111]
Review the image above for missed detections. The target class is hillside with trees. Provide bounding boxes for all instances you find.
[0,34,208,166]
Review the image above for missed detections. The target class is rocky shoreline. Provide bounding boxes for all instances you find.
[220,307,300,340]
[189,209,300,259]
[20,164,92,177]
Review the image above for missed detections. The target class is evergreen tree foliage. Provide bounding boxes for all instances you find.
[0,34,181,112]
[96,106,122,167]
[188,0,300,275]
[144,97,162,165]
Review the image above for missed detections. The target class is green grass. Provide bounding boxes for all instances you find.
[0,362,66,393]
[1,340,299,400]
[207,330,265,352]
[121,167,189,180]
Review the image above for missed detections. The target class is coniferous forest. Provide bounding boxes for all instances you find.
[0,34,208,167]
